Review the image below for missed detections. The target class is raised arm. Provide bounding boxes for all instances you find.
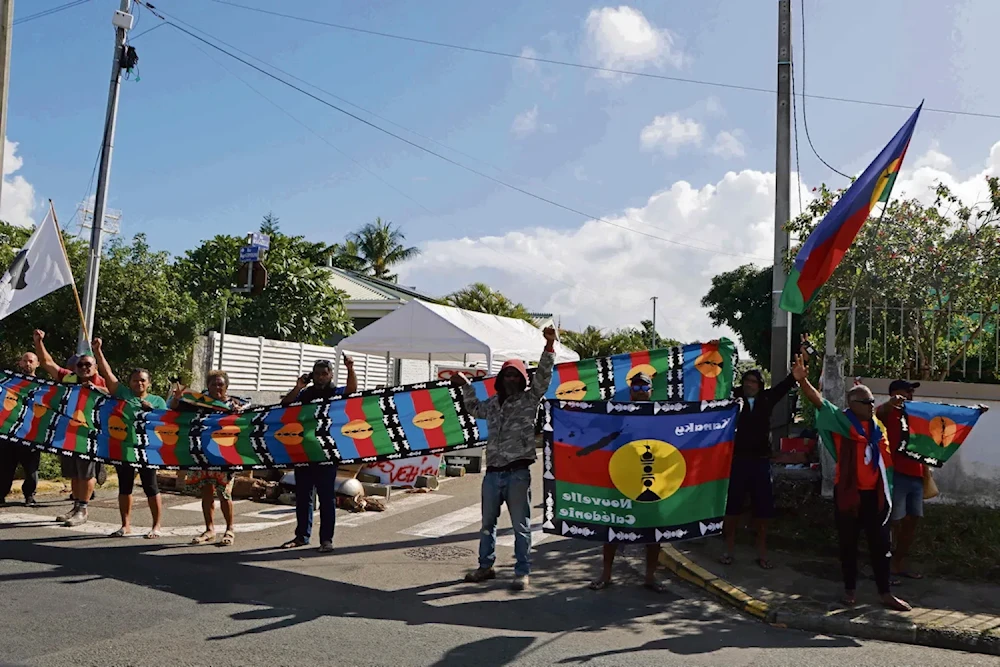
[451,372,488,419]
[530,327,558,400]
[32,329,61,378]
[280,375,308,407]
[792,353,822,408]
[343,355,358,394]
[91,338,120,395]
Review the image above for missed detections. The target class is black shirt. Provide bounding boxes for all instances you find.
[731,373,797,459]
[297,383,345,403]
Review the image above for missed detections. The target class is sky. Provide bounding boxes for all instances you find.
[4,0,1000,351]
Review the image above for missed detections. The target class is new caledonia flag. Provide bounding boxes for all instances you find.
[780,103,922,314]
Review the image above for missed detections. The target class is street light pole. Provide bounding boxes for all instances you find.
[0,0,14,212]
[77,0,133,352]
[650,296,658,349]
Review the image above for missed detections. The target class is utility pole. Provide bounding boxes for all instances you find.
[78,0,134,352]
[769,0,793,440]
[0,0,14,212]
[649,296,658,349]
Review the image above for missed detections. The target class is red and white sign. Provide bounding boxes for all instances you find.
[361,455,443,488]
[436,367,488,381]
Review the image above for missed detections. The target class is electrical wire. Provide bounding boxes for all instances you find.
[798,0,850,179]
[13,0,90,26]
[207,0,1000,122]
[129,22,166,41]
[135,2,772,262]
[791,65,804,217]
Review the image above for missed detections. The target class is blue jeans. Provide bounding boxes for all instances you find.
[479,468,532,576]
[295,464,338,544]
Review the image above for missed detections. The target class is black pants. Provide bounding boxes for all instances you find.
[0,444,40,499]
[835,489,892,594]
[115,464,159,497]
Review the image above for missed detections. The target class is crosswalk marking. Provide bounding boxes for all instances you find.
[496,516,550,548]
[0,512,296,537]
[169,499,247,512]
[338,492,452,528]
[399,504,481,538]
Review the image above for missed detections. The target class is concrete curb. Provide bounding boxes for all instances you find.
[659,545,1000,656]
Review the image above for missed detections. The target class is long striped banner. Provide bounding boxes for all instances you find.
[0,339,736,470]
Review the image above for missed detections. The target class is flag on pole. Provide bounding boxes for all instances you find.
[780,103,922,314]
[0,206,74,320]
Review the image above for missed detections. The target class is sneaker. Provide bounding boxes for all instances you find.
[24,496,39,508]
[463,567,497,583]
[319,541,334,553]
[64,507,88,527]
[510,575,530,591]
[56,503,79,523]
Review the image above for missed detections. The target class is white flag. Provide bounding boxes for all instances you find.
[0,207,74,320]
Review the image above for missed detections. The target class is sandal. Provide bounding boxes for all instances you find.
[220,530,235,547]
[588,578,612,591]
[643,580,667,593]
[756,558,774,570]
[896,570,924,580]
[719,553,734,565]
[882,595,912,612]
[281,538,308,549]
[108,527,129,538]
[145,529,162,539]
[191,530,215,545]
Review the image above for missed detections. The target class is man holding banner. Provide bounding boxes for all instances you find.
[0,352,41,507]
[453,326,557,591]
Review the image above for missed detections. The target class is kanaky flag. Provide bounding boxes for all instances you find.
[780,104,922,314]
[0,205,74,320]
[902,400,985,468]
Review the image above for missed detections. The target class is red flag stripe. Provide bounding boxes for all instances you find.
[553,441,733,489]
[410,389,447,449]
[344,397,376,458]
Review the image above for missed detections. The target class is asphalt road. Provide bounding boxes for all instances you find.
[1,463,998,667]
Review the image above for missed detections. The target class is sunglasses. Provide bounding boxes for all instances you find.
[313,359,332,369]
[76,361,93,369]
[850,398,876,406]
[630,384,652,392]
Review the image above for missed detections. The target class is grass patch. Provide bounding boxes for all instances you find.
[768,485,1000,582]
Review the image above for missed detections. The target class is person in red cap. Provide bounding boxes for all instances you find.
[877,379,924,581]
[452,326,557,591]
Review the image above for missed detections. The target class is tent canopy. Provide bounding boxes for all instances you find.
[336,299,579,367]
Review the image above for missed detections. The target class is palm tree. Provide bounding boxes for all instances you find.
[346,218,420,282]
[560,326,611,359]
[445,283,534,322]
[328,239,366,272]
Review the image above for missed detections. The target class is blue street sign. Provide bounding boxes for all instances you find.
[239,245,261,263]
[250,233,271,250]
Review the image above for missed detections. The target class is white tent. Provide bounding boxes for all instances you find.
[335,299,579,376]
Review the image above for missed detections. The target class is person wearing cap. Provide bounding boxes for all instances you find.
[877,379,924,581]
[719,343,805,570]
[588,371,666,593]
[278,356,357,553]
[452,326,557,591]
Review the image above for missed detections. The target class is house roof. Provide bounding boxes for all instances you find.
[324,267,438,303]
[528,312,554,328]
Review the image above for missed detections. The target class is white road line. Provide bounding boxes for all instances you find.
[496,516,550,548]
[169,499,248,512]
[398,504,482,538]
[0,512,295,537]
[338,492,452,528]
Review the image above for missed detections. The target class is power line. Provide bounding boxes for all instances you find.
[798,0,850,179]
[207,0,1000,122]
[791,66,804,218]
[135,2,772,262]
[13,0,89,26]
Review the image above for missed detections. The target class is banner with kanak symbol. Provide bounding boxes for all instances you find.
[900,400,986,468]
[540,398,739,544]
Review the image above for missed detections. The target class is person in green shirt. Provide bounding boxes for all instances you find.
[793,353,910,612]
[93,338,167,539]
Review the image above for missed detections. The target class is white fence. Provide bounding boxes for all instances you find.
[205,331,393,393]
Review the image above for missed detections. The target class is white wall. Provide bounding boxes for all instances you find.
[864,378,1000,507]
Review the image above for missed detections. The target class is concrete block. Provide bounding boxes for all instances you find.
[362,482,391,500]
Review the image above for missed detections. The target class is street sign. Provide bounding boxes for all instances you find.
[250,233,271,250]
[239,245,261,263]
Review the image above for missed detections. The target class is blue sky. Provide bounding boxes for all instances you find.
[5,0,1000,342]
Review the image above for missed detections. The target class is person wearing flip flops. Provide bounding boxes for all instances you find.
[794,354,911,612]
[92,338,166,539]
[877,380,925,584]
[588,372,666,594]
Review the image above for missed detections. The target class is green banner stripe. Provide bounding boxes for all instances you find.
[554,479,728,528]
[429,388,465,445]
[361,395,395,455]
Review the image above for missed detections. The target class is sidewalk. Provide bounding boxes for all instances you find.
[661,536,1000,656]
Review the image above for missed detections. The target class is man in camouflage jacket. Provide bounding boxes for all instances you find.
[451,326,557,591]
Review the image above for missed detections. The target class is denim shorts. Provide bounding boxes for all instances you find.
[891,472,924,520]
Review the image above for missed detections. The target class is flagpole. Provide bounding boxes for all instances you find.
[48,199,90,343]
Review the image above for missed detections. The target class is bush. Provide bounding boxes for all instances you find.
[38,453,63,480]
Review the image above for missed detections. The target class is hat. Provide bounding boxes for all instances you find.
[630,372,652,386]
[888,379,920,394]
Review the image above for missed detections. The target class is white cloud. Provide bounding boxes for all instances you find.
[710,130,746,159]
[639,113,704,155]
[400,142,997,358]
[1,138,36,228]
[516,46,539,72]
[511,106,554,139]
[584,6,684,77]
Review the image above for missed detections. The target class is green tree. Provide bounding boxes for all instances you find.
[561,321,680,359]
[701,264,806,367]
[173,215,353,344]
[346,217,420,282]
[444,282,534,322]
[784,178,1000,380]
